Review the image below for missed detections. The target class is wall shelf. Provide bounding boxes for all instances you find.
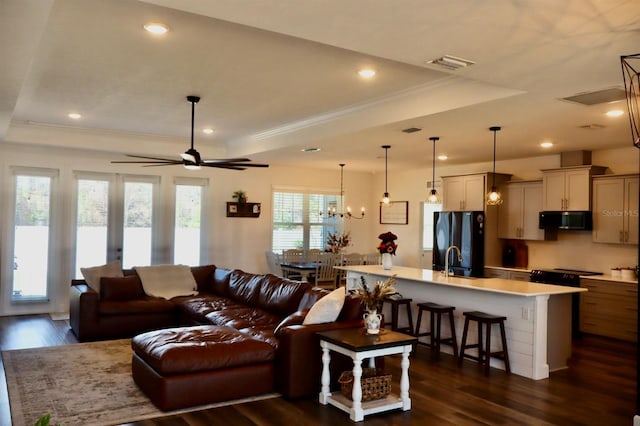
[226,202,261,218]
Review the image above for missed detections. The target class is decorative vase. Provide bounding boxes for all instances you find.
[363,309,382,334]
[382,253,393,270]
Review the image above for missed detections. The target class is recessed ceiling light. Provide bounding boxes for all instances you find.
[540,141,554,148]
[437,154,448,161]
[68,113,82,120]
[202,128,214,135]
[605,109,624,117]
[144,22,169,35]
[301,148,321,152]
[358,69,376,78]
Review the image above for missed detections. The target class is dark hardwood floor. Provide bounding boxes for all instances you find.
[0,315,636,425]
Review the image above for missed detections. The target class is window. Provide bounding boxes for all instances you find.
[11,169,58,302]
[173,178,207,265]
[272,188,339,253]
[422,201,442,250]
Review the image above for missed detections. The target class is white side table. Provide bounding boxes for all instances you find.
[317,328,416,422]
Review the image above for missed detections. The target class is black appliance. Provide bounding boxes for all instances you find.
[529,268,603,339]
[538,211,592,230]
[433,211,485,277]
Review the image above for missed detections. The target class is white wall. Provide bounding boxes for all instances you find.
[1,141,637,315]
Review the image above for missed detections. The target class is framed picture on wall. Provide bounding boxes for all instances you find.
[380,201,409,224]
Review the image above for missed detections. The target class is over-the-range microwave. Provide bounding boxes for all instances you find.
[538,211,592,230]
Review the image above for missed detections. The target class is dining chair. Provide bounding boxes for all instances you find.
[339,253,364,286]
[265,251,283,276]
[281,249,305,279]
[312,252,340,289]
[305,248,323,262]
[363,253,381,265]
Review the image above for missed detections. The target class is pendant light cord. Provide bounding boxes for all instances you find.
[489,126,501,188]
[385,147,389,193]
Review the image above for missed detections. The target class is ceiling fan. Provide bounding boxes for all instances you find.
[111,95,269,171]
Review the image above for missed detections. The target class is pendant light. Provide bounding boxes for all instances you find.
[426,136,441,204]
[381,145,391,205]
[486,126,503,205]
[320,163,365,219]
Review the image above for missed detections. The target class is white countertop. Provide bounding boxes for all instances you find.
[337,265,586,297]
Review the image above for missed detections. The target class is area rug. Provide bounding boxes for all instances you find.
[2,339,279,426]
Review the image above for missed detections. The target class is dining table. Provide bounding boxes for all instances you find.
[279,261,320,282]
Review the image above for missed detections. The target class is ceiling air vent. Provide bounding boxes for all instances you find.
[426,55,475,70]
[402,127,422,133]
[562,88,626,106]
[578,124,605,130]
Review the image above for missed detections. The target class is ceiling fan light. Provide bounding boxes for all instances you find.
[183,163,201,171]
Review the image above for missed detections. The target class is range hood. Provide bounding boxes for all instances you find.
[539,211,592,230]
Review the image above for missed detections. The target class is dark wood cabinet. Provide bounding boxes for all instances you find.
[226,202,261,218]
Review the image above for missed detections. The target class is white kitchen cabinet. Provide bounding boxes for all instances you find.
[541,166,606,211]
[442,174,485,211]
[580,278,637,342]
[498,181,545,240]
[592,174,639,244]
[442,173,512,211]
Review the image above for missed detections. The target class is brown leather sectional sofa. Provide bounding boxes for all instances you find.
[69,264,364,400]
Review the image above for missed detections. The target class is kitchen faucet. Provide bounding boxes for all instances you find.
[444,245,462,278]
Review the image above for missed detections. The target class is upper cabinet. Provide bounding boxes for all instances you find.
[541,166,607,211]
[442,173,511,211]
[592,174,639,244]
[498,180,545,240]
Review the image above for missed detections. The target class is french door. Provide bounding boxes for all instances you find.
[74,173,160,277]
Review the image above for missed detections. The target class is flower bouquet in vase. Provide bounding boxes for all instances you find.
[377,231,398,270]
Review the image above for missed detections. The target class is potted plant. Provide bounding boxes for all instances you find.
[232,190,247,204]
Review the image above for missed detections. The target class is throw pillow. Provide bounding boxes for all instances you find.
[302,287,346,325]
[100,275,145,301]
[80,261,124,293]
[135,264,198,299]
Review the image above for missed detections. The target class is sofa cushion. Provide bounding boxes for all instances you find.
[132,325,275,375]
[257,275,310,316]
[174,295,245,323]
[227,270,263,306]
[190,264,216,292]
[80,261,124,293]
[98,296,175,315]
[302,287,346,325]
[205,307,282,330]
[100,275,145,301]
[135,265,198,300]
[211,268,233,296]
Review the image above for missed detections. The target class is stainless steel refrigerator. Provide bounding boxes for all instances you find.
[432,211,485,277]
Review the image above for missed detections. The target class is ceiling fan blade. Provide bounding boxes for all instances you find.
[122,154,179,162]
[222,162,270,168]
[201,163,247,170]
[201,158,252,164]
[111,159,181,164]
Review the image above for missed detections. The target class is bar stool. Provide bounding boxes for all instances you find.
[459,311,511,375]
[381,297,414,335]
[414,302,458,358]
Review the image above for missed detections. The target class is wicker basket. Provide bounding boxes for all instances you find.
[338,368,392,402]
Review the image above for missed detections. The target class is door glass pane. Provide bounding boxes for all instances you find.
[174,184,202,265]
[75,179,109,277]
[123,181,153,268]
[13,175,51,301]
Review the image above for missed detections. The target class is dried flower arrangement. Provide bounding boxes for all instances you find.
[326,231,351,253]
[353,275,398,311]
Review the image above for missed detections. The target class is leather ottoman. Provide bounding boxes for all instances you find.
[131,325,275,411]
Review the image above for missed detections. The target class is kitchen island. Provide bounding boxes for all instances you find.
[338,265,587,380]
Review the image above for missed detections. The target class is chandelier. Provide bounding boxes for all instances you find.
[321,163,365,219]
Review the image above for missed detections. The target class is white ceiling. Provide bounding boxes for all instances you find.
[2,0,639,172]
